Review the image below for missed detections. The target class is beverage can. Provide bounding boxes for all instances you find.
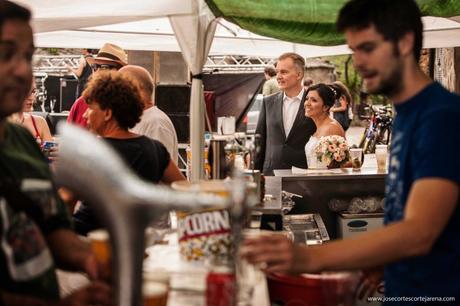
[206,266,235,306]
[42,141,58,150]
[42,141,58,161]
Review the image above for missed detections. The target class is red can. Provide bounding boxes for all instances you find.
[206,266,235,306]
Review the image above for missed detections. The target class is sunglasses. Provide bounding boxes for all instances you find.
[91,63,118,71]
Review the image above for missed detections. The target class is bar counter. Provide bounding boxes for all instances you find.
[269,166,387,239]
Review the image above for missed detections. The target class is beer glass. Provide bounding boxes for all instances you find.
[88,229,111,270]
[143,282,168,306]
[349,148,363,171]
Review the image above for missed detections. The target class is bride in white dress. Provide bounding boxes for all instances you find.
[304,83,346,168]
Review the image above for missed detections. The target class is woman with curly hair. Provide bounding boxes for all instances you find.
[73,70,185,235]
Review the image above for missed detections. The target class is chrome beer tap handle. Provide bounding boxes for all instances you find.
[54,123,227,306]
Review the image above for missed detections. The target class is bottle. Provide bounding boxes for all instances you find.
[185,145,191,181]
[260,174,265,203]
[328,198,349,212]
[348,197,364,214]
[203,133,212,179]
[204,146,211,180]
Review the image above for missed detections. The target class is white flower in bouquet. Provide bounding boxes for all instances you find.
[315,135,351,168]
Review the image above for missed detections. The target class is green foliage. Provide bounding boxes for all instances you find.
[319,54,390,106]
[206,0,460,47]
[323,54,361,103]
[45,48,60,55]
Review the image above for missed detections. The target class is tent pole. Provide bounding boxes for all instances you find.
[190,79,205,182]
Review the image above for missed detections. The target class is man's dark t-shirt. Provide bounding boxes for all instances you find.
[384,82,460,301]
[0,123,71,300]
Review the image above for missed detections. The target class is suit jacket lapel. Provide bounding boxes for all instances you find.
[277,93,286,140]
[286,90,307,142]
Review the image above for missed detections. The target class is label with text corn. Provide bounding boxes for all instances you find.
[177,208,232,261]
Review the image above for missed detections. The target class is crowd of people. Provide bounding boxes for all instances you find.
[1,0,459,305]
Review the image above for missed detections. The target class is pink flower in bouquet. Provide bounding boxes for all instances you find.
[334,152,343,162]
[315,135,351,168]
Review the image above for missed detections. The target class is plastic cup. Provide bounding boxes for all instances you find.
[349,148,363,171]
[248,211,263,229]
[375,145,388,171]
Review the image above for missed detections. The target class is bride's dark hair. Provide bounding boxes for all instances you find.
[306,83,336,110]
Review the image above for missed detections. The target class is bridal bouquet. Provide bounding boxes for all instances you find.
[315,135,350,168]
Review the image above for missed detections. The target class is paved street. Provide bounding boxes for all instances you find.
[346,126,366,147]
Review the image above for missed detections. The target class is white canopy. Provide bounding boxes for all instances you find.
[15,1,460,58]
[14,0,460,181]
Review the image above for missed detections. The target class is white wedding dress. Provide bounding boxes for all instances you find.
[305,136,326,169]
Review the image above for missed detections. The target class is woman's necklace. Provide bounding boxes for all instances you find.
[13,113,25,124]
[18,113,25,124]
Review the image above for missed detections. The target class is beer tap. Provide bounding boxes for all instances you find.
[54,123,229,306]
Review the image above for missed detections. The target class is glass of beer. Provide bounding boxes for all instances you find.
[88,229,111,271]
[143,281,168,306]
[349,148,363,171]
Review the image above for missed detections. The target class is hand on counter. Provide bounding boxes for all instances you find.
[56,281,112,306]
[241,233,312,274]
[357,266,384,300]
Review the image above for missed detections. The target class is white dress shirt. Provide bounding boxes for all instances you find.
[282,89,304,137]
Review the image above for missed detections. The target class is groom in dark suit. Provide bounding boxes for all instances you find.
[255,52,316,175]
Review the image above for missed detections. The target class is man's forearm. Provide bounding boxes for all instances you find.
[301,219,435,273]
[301,179,458,273]
[1,291,59,306]
[46,229,91,272]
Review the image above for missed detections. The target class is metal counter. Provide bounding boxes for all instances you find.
[272,168,386,239]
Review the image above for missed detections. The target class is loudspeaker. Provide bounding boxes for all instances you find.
[168,114,190,143]
[155,84,191,114]
[59,78,78,112]
[44,76,78,112]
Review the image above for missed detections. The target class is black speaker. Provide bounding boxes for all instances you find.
[59,78,78,112]
[44,76,78,112]
[169,114,190,143]
[155,84,191,114]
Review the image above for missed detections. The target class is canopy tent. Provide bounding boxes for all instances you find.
[206,0,460,46]
[15,0,460,182]
[16,1,460,57]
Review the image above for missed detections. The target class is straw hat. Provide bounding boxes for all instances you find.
[87,43,128,67]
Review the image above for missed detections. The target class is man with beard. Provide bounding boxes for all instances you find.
[242,0,460,302]
[0,1,111,305]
